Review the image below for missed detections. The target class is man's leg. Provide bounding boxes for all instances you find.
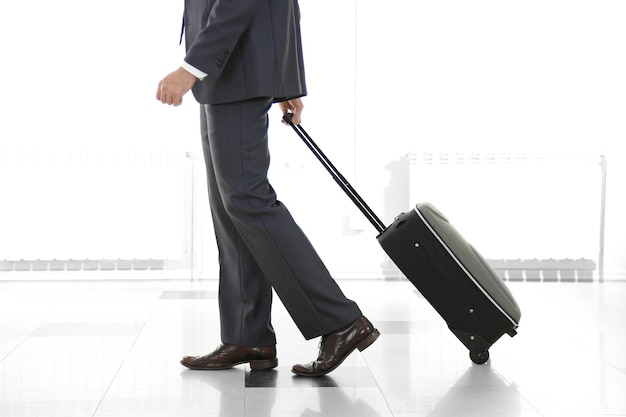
[203,98,362,340]
[200,104,276,347]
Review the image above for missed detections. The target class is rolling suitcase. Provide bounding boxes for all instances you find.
[283,114,521,364]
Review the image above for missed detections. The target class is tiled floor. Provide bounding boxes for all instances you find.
[1,278,625,416]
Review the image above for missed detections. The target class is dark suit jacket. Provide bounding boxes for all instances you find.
[183,0,307,104]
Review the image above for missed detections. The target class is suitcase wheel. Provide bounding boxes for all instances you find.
[469,349,490,364]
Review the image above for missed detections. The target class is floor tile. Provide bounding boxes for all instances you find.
[1,279,626,416]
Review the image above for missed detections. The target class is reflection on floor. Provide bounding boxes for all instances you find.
[1,279,625,416]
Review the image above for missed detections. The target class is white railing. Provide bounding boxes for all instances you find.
[408,152,607,282]
[0,149,194,274]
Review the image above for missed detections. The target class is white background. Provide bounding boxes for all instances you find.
[1,1,625,279]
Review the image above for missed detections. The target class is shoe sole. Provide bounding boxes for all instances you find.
[292,328,380,377]
[180,357,278,371]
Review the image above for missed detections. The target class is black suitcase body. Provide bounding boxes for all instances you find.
[284,114,521,364]
[377,204,520,364]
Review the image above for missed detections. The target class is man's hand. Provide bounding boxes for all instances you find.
[278,98,304,125]
[156,67,197,106]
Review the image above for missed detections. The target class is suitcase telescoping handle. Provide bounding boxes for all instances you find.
[283,113,386,234]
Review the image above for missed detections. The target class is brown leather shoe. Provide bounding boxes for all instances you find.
[180,344,278,371]
[292,316,380,377]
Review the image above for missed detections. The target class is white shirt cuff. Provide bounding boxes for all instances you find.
[181,61,207,81]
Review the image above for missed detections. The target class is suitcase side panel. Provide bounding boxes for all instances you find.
[416,203,522,325]
[377,209,519,351]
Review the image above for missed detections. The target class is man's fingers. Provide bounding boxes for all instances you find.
[289,112,301,125]
[156,80,163,102]
[281,111,300,125]
[157,86,182,106]
[157,69,193,106]
[279,98,303,125]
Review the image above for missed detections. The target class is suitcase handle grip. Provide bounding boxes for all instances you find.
[282,113,386,234]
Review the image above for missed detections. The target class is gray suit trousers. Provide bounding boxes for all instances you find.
[200,98,361,346]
